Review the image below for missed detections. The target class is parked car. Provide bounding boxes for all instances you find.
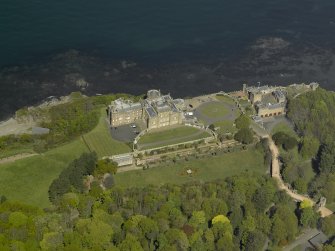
[130,124,136,128]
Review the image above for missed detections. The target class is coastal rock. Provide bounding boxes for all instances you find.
[252,37,290,51]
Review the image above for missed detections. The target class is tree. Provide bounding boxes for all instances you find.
[243,230,266,251]
[319,142,335,173]
[8,212,28,228]
[252,184,275,212]
[320,215,335,237]
[272,132,297,150]
[75,218,114,250]
[300,200,313,209]
[283,137,298,151]
[208,124,215,131]
[241,215,256,232]
[300,135,320,159]
[119,234,143,251]
[299,207,317,227]
[164,228,190,250]
[234,128,253,144]
[235,114,251,129]
[216,232,234,251]
[94,159,117,177]
[272,132,287,146]
[293,178,307,194]
[271,217,286,245]
[212,215,230,225]
[40,232,64,251]
[189,211,206,228]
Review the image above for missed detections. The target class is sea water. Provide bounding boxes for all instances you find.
[1,0,334,67]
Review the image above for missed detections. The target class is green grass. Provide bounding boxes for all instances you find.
[0,139,89,208]
[115,148,266,187]
[139,132,210,150]
[0,110,131,208]
[215,95,235,105]
[138,126,203,145]
[0,144,35,159]
[327,202,335,212]
[291,245,303,251]
[83,111,131,158]
[214,120,237,134]
[271,121,297,138]
[137,126,211,150]
[198,102,229,118]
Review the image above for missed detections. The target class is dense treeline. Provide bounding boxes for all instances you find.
[48,153,118,203]
[233,114,254,144]
[39,98,100,146]
[0,152,320,250]
[48,153,98,203]
[287,88,335,142]
[286,88,335,205]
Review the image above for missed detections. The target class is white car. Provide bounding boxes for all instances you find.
[130,124,136,128]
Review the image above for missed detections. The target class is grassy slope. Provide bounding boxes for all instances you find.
[138,126,201,144]
[115,148,266,187]
[215,95,235,105]
[83,111,130,158]
[0,144,35,159]
[271,121,297,138]
[214,120,237,134]
[0,139,88,208]
[139,132,210,150]
[0,109,130,208]
[198,102,229,118]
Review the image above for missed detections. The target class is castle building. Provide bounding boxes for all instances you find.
[108,99,142,127]
[108,90,184,129]
[255,102,285,118]
[244,84,286,118]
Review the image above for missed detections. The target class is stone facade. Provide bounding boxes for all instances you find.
[108,90,184,129]
[255,103,285,118]
[244,84,287,118]
[108,99,142,127]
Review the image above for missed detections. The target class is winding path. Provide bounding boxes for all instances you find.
[268,136,333,217]
[251,123,333,218]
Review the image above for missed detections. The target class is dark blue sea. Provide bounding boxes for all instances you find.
[0,0,335,118]
[1,0,334,66]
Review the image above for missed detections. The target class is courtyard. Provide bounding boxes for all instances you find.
[192,94,240,135]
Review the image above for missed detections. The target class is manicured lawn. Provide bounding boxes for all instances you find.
[139,131,211,150]
[214,120,237,134]
[215,95,235,105]
[115,148,266,187]
[138,126,204,145]
[83,110,131,158]
[198,102,229,118]
[0,139,89,208]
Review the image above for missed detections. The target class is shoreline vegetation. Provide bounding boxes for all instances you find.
[1,86,335,249]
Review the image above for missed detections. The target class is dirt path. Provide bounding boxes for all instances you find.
[267,136,333,217]
[251,122,333,217]
[0,153,38,165]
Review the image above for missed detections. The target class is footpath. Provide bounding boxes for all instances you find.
[251,123,333,218]
[0,153,38,165]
